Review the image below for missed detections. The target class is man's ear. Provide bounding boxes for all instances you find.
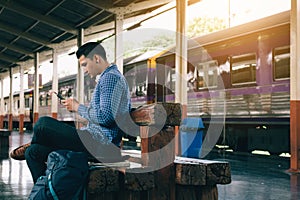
[94,54,102,64]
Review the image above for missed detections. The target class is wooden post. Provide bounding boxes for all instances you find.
[131,102,181,199]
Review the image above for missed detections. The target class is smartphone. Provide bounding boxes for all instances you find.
[53,92,65,100]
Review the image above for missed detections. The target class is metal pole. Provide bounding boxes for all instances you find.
[8,68,13,131]
[76,29,84,128]
[0,77,4,129]
[33,52,40,124]
[115,13,124,74]
[175,0,188,115]
[175,0,188,156]
[51,49,59,119]
[19,65,24,133]
[77,28,84,105]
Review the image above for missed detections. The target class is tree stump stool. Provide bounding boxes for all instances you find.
[175,156,231,200]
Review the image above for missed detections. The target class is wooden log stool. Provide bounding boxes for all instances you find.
[87,167,120,199]
[120,167,155,199]
[87,163,155,200]
[175,156,231,200]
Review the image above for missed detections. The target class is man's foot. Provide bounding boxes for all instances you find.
[9,143,31,160]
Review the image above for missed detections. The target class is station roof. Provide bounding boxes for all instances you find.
[0,0,175,74]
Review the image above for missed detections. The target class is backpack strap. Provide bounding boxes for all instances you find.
[48,173,59,200]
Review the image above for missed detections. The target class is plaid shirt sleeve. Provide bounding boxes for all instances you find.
[77,68,128,127]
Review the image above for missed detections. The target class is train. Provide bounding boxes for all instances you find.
[3,11,291,155]
[3,73,97,129]
[124,10,291,155]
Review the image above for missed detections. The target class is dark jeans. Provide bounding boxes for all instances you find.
[25,116,122,183]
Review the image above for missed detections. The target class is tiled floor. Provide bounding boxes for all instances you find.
[1,131,33,200]
[0,131,299,199]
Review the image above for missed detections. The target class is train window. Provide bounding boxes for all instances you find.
[67,88,72,97]
[273,46,290,80]
[25,98,30,108]
[39,93,47,106]
[87,89,94,101]
[231,53,256,85]
[39,95,43,106]
[46,93,50,106]
[166,68,176,93]
[126,63,148,97]
[15,99,19,110]
[196,60,218,89]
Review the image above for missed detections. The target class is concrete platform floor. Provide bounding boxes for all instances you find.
[0,131,299,199]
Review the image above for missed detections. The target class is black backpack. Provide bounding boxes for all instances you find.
[28,150,89,200]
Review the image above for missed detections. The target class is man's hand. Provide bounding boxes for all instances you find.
[61,98,79,112]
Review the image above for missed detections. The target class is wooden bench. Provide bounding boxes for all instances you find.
[0,129,11,158]
[86,103,231,200]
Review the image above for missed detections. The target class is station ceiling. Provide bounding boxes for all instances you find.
[0,0,176,74]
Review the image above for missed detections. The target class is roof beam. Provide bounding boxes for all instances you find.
[0,21,50,46]
[82,0,172,14]
[108,0,173,14]
[113,0,136,7]
[0,41,33,57]
[0,54,19,65]
[80,0,114,9]
[0,0,77,35]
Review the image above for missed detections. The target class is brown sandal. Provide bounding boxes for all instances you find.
[10,143,31,160]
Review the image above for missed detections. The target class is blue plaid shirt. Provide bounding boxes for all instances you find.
[77,64,131,145]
